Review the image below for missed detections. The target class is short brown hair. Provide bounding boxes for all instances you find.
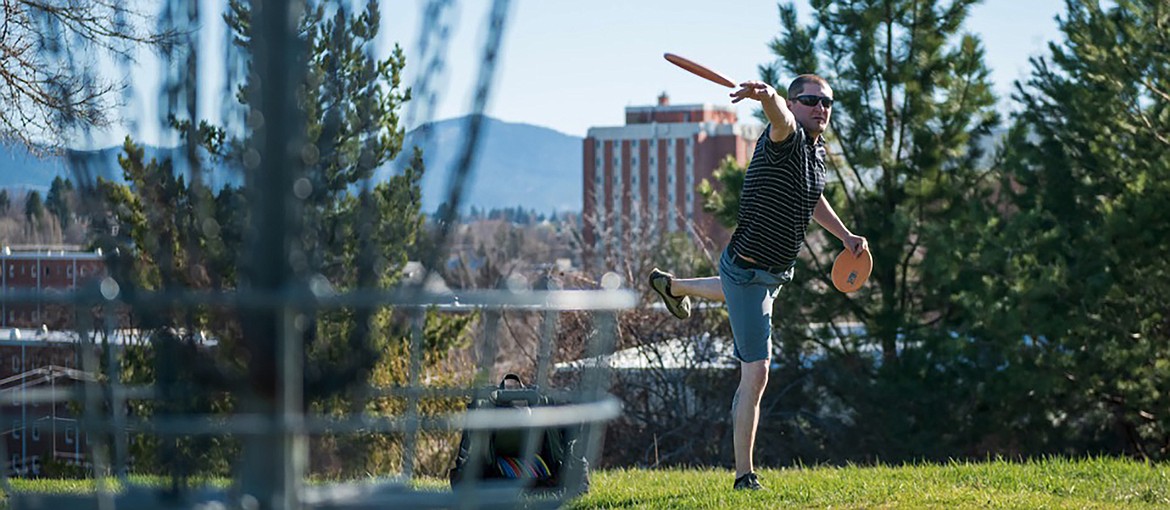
[787,74,830,98]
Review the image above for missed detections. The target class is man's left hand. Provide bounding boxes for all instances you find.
[843,234,868,256]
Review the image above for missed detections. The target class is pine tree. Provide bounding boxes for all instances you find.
[774,0,1000,363]
[223,0,426,402]
[24,190,44,226]
[703,1,1001,356]
[699,0,1005,461]
[94,0,476,477]
[46,175,74,229]
[985,0,1170,459]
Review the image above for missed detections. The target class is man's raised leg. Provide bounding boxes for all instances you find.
[671,276,725,302]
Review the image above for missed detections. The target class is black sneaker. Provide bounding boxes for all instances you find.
[649,268,692,320]
[733,472,763,491]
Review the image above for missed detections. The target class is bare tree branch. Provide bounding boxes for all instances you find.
[0,0,180,148]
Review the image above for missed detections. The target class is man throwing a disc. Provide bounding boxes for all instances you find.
[649,74,867,490]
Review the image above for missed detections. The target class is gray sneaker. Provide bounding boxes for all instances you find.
[733,472,764,491]
[649,268,692,320]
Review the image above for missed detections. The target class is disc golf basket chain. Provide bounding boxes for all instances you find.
[0,0,630,508]
[0,287,629,510]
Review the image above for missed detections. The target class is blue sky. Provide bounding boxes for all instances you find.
[381,0,1067,137]
[99,0,1067,147]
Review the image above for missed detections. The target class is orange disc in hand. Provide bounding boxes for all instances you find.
[831,248,872,293]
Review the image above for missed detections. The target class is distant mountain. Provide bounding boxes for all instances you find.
[381,116,583,214]
[0,144,73,192]
[1,115,584,213]
[0,143,239,192]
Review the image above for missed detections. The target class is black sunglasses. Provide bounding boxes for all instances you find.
[793,94,834,108]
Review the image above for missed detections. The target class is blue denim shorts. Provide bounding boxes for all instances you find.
[718,246,794,363]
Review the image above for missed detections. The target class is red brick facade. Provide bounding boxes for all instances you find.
[582,95,762,263]
[0,249,109,475]
[0,331,110,476]
[1,250,105,329]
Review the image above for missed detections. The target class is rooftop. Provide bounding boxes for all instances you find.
[0,328,217,347]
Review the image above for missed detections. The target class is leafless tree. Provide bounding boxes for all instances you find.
[559,206,749,468]
[431,208,748,468]
[0,190,81,246]
[0,0,178,148]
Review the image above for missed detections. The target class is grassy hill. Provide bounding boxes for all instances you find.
[569,457,1167,509]
[3,457,1164,509]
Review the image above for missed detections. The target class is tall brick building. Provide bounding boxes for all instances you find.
[582,93,762,261]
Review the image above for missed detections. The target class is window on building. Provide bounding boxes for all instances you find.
[12,421,20,439]
[686,156,692,165]
[65,425,75,444]
[631,139,638,147]
[44,266,50,276]
[66,266,74,277]
[6,265,12,277]
[631,157,638,166]
[31,424,39,441]
[11,356,18,372]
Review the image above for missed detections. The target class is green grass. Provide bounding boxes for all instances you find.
[1,457,1165,509]
[1,474,229,494]
[568,457,1170,509]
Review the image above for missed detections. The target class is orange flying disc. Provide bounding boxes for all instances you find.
[664,53,737,88]
[831,248,872,293]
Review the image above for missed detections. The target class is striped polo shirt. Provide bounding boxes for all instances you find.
[728,124,826,270]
